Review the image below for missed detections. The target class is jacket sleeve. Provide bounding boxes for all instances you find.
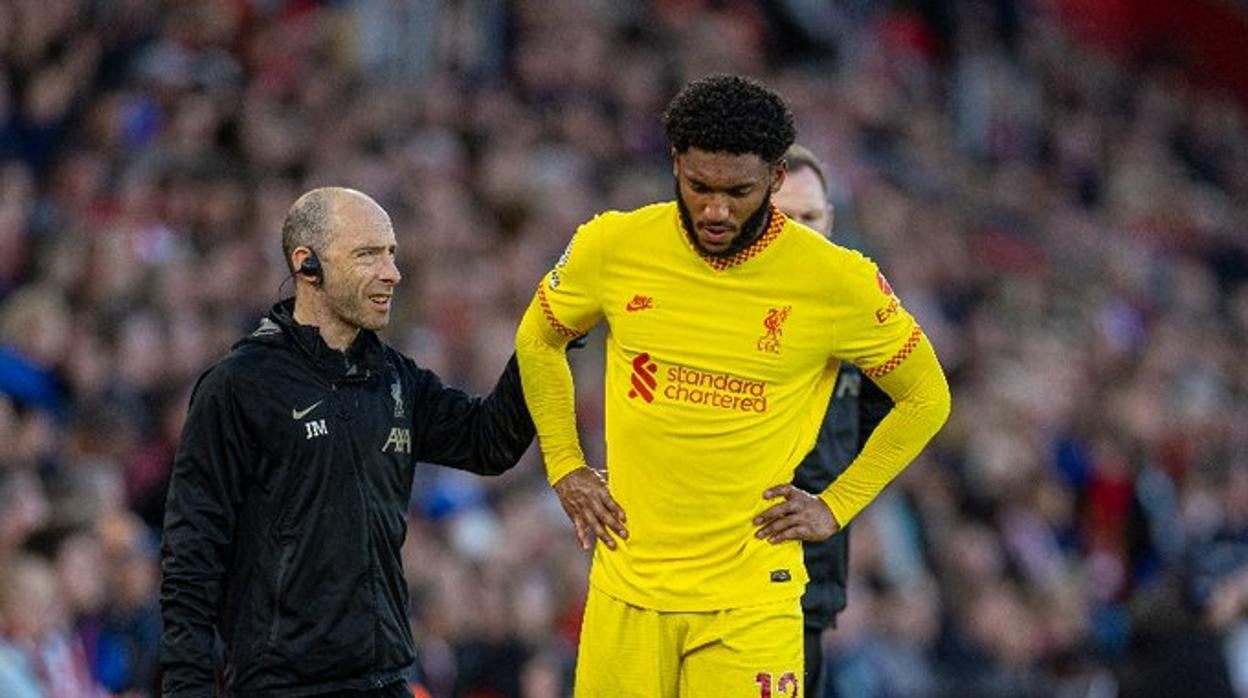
[411,354,536,475]
[857,376,893,451]
[160,365,256,698]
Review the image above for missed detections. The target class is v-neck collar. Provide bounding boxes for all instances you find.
[679,205,787,271]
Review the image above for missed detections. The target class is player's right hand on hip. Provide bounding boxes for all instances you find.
[553,466,628,551]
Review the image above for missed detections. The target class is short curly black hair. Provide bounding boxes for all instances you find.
[662,74,796,164]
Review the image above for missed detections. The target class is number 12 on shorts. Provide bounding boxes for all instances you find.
[755,671,799,697]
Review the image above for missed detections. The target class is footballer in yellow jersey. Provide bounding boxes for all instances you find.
[515,75,951,698]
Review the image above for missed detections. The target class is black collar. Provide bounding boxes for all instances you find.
[267,299,386,382]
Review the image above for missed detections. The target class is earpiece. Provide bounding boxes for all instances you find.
[298,249,323,285]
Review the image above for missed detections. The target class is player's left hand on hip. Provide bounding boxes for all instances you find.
[553,466,629,551]
[753,484,840,543]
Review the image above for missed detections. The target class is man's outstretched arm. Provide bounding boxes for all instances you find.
[411,353,535,476]
[515,297,627,550]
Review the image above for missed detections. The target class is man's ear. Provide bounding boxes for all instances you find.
[292,246,313,274]
[292,246,323,285]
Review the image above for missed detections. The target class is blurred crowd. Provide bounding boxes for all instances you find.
[0,1,1245,696]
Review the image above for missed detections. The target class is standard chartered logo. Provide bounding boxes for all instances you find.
[626,352,767,413]
[664,366,767,412]
[627,353,659,402]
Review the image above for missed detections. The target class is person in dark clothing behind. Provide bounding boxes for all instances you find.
[774,145,894,696]
[159,187,536,697]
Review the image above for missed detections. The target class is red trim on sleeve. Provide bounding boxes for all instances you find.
[863,326,924,379]
[537,284,584,338]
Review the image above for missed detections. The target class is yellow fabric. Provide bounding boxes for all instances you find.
[515,301,586,484]
[574,586,803,698]
[515,201,947,611]
[818,337,950,525]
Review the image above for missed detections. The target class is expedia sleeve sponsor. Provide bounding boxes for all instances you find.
[831,254,920,378]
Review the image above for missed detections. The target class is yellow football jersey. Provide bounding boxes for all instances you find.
[524,202,925,611]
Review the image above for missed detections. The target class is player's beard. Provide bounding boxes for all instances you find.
[676,182,773,259]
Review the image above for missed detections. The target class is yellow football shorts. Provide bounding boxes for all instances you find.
[574,585,804,698]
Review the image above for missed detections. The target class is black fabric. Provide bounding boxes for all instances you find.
[804,625,825,698]
[160,299,535,697]
[332,681,413,698]
[856,377,892,452]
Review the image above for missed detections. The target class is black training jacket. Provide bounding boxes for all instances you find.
[160,300,535,697]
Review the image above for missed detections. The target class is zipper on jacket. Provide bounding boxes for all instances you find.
[335,380,382,669]
[267,543,296,646]
[347,389,384,673]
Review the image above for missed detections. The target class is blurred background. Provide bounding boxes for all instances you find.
[0,0,1245,696]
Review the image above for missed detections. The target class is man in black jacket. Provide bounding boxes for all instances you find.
[160,187,536,697]
[774,145,893,697]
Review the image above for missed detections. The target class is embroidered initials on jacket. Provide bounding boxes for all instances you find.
[304,419,328,440]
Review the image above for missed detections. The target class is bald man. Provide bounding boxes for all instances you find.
[160,188,535,697]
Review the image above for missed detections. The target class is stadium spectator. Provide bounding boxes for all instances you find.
[0,553,105,697]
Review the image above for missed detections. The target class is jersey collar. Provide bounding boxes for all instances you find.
[680,205,787,271]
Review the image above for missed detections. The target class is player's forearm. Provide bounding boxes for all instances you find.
[515,301,588,484]
[820,338,950,525]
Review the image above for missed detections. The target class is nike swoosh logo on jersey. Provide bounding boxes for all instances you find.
[626,294,654,312]
[291,401,323,420]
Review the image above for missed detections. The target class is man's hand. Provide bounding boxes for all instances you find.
[553,467,628,551]
[753,484,840,543]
